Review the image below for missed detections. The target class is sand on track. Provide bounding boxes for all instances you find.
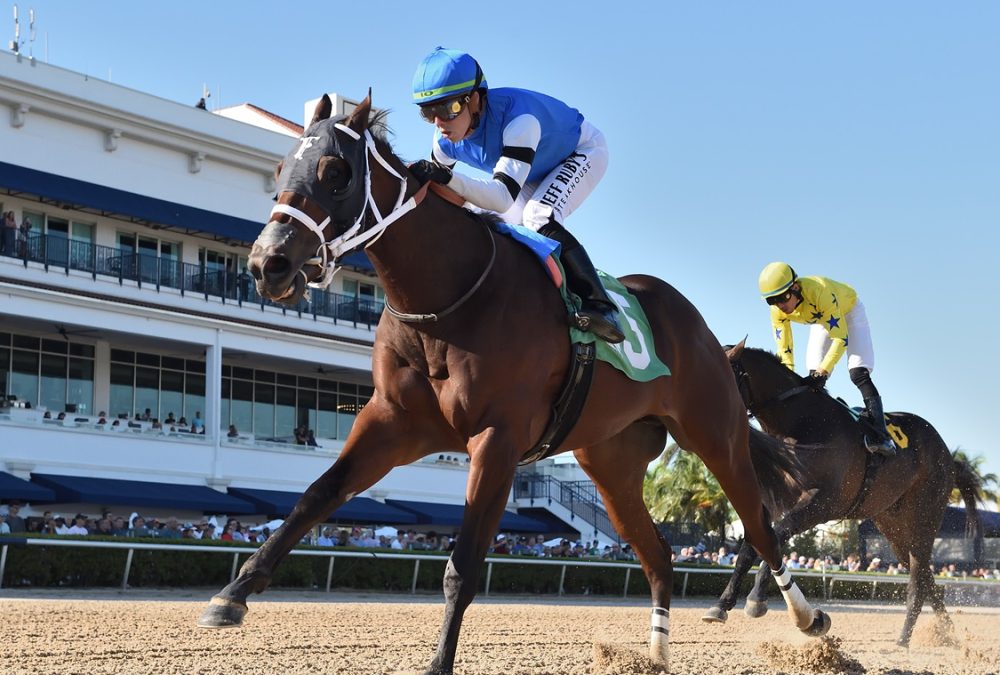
[1,589,997,674]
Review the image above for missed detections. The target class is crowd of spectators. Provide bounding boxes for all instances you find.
[2,505,999,577]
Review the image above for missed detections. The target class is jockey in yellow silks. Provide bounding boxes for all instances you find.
[758,262,896,456]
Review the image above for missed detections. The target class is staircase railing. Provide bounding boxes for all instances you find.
[513,473,619,542]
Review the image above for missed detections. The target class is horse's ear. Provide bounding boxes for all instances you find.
[310,94,333,126]
[725,337,747,363]
[345,89,372,135]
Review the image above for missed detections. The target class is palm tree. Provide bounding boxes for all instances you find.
[950,448,999,507]
[643,442,735,538]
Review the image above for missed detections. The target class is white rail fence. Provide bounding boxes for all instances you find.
[2,539,997,603]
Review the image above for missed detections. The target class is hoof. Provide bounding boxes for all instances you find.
[744,599,768,619]
[197,596,248,629]
[896,637,910,648]
[801,609,832,637]
[701,606,728,624]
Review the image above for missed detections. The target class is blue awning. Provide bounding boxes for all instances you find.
[31,473,256,514]
[515,508,580,537]
[228,487,417,524]
[0,161,375,272]
[1,471,56,503]
[1,161,261,243]
[386,499,553,533]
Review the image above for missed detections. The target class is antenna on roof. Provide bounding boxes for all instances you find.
[26,6,34,60]
[9,4,20,53]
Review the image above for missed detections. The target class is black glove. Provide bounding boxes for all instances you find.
[409,160,452,186]
[805,371,829,391]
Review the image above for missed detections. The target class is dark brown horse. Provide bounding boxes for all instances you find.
[704,341,983,646]
[196,94,830,673]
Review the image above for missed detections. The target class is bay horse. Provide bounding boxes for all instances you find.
[196,94,830,673]
[704,340,983,647]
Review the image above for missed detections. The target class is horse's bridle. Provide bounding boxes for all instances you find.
[269,122,497,323]
[731,359,811,419]
[270,123,412,290]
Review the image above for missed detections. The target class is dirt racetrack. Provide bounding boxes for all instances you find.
[1,589,997,674]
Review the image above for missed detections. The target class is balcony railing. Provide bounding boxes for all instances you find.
[2,233,384,329]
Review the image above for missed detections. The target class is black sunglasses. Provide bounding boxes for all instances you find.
[765,290,794,306]
[419,95,470,123]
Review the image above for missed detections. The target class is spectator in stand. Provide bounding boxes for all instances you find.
[674,546,694,563]
[227,424,239,438]
[306,429,320,448]
[140,408,152,421]
[0,513,9,534]
[3,503,26,533]
[510,536,531,556]
[165,412,176,425]
[66,514,90,535]
[17,215,31,255]
[1,210,17,256]
[294,425,309,445]
[530,534,546,556]
[129,515,151,537]
[317,527,336,546]
[220,522,236,541]
[391,530,406,550]
[158,517,182,539]
[716,546,733,566]
[491,534,510,555]
[191,411,204,434]
[94,518,114,536]
[866,557,882,572]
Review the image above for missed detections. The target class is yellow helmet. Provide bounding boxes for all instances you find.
[758,262,797,298]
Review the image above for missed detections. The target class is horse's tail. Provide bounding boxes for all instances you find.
[952,452,984,566]
[746,427,811,518]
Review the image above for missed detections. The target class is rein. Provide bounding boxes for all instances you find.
[732,360,811,418]
[269,122,495,322]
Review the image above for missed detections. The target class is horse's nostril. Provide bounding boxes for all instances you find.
[262,256,291,279]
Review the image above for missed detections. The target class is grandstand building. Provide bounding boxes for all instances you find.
[0,50,607,541]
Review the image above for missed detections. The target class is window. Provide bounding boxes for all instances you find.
[1,332,95,413]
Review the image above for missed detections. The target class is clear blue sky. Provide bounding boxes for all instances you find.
[12,2,1000,484]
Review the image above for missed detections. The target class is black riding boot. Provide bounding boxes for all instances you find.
[539,221,625,344]
[863,395,897,457]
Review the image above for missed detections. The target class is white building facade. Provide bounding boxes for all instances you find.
[0,51,605,541]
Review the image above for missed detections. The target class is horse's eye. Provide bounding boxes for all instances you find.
[318,156,352,194]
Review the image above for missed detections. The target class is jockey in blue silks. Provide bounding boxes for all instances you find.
[410,47,624,344]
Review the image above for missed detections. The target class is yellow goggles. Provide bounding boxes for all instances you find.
[419,95,470,122]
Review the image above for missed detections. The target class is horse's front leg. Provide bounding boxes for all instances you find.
[703,540,759,623]
[198,400,429,629]
[426,427,520,675]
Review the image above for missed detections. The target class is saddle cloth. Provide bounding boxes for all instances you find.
[494,222,671,383]
[838,398,910,450]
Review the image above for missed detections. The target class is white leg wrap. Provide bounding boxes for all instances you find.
[649,606,669,666]
[772,565,813,630]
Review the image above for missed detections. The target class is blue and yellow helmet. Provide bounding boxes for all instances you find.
[412,47,487,104]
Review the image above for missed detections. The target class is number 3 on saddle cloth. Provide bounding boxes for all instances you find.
[494,222,671,383]
[839,397,910,450]
[494,222,671,464]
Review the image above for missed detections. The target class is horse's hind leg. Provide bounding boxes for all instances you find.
[704,540,759,623]
[574,421,672,667]
[198,400,430,629]
[699,439,830,637]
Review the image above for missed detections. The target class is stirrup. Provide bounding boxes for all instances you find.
[574,308,625,344]
[864,436,897,457]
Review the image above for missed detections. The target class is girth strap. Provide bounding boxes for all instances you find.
[519,342,596,465]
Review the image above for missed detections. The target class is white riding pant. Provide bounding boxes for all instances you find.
[496,120,608,231]
[805,299,875,373]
